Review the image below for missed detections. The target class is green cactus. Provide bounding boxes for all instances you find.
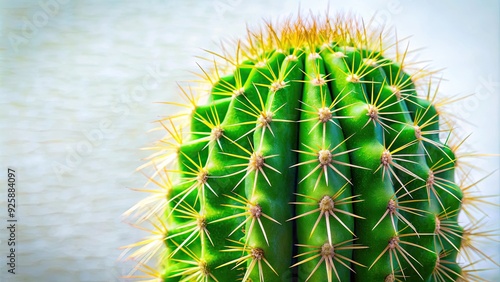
[123,13,498,282]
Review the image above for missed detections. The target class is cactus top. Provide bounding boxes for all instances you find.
[123,13,498,282]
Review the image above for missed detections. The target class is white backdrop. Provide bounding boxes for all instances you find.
[0,0,498,281]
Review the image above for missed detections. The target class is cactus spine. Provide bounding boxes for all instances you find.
[123,13,498,282]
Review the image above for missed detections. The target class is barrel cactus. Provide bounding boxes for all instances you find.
[123,13,498,282]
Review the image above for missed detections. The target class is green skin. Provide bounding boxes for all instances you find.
[323,47,395,281]
[294,51,355,281]
[202,51,287,280]
[361,54,438,281]
[244,49,304,281]
[380,62,463,280]
[162,43,465,282]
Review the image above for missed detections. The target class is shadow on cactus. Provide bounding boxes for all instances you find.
[122,12,499,282]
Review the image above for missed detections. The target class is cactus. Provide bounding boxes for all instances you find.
[123,13,498,282]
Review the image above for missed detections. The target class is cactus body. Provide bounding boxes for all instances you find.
[124,14,498,282]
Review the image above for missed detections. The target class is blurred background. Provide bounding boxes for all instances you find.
[0,0,498,281]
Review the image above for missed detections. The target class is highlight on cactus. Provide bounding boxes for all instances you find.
[121,12,499,282]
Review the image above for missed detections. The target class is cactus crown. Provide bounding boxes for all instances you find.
[123,12,498,282]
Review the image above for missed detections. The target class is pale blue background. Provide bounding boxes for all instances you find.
[0,0,498,281]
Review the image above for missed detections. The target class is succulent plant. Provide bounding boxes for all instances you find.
[123,13,498,282]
